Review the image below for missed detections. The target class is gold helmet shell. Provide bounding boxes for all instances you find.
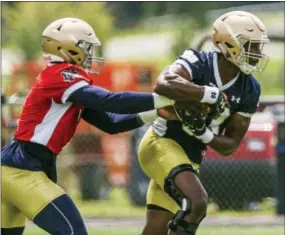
[42,18,103,74]
[212,11,270,74]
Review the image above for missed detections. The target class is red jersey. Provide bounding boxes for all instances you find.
[14,63,92,154]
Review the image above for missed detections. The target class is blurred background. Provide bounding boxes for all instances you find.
[1,1,284,235]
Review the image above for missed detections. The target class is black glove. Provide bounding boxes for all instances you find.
[174,108,207,136]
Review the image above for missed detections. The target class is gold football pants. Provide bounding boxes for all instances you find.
[138,127,200,214]
[1,166,65,228]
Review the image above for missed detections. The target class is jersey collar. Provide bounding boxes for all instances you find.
[213,53,239,91]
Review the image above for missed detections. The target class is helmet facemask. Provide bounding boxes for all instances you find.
[236,35,270,74]
[76,40,104,75]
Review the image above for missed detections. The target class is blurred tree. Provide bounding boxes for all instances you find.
[171,20,198,58]
[141,2,273,25]
[107,2,143,28]
[2,2,114,60]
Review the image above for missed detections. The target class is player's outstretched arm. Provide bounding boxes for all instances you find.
[82,107,177,134]
[207,113,251,156]
[154,64,221,105]
[82,109,142,134]
[67,85,173,114]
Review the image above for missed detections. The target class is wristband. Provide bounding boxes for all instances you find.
[200,86,219,104]
[138,110,159,124]
[195,128,214,144]
[152,93,174,108]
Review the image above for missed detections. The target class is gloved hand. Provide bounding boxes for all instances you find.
[174,101,211,118]
[174,108,207,136]
[209,92,229,120]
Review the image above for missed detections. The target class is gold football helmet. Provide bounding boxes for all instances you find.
[42,18,103,74]
[213,11,270,74]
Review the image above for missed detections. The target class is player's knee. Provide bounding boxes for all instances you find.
[192,189,208,211]
[60,218,87,235]
[190,195,208,220]
[141,207,171,235]
[164,164,208,221]
[37,219,87,235]
[68,214,88,235]
[50,222,87,235]
[33,194,87,235]
[71,224,88,235]
[142,223,168,235]
[1,227,25,235]
[164,164,198,206]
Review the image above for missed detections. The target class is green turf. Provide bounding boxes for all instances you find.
[24,225,284,235]
[255,59,284,95]
[71,188,276,218]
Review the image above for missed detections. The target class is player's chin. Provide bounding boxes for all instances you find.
[248,59,259,66]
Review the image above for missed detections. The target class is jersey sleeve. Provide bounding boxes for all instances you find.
[42,66,91,104]
[237,78,261,118]
[82,109,141,134]
[171,49,205,81]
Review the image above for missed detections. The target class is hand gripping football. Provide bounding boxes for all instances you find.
[174,101,211,118]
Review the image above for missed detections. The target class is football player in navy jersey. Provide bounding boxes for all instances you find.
[138,11,270,235]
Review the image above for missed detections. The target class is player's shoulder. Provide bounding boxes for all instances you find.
[240,73,261,96]
[174,48,214,81]
[40,63,91,84]
[179,48,213,66]
[43,63,88,78]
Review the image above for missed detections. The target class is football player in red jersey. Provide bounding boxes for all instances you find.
[1,18,178,235]
[138,11,269,235]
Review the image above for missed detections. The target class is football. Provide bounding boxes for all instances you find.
[174,101,211,117]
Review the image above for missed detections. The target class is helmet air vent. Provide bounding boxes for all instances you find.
[57,25,63,31]
[69,50,78,56]
[225,42,234,48]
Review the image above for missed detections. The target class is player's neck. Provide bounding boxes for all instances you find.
[217,54,240,84]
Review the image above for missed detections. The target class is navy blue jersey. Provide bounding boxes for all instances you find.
[153,49,261,164]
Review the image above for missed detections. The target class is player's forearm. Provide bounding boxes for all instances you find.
[154,74,219,104]
[82,109,141,134]
[208,135,238,156]
[154,74,203,101]
[82,109,158,134]
[68,85,173,114]
[196,113,250,157]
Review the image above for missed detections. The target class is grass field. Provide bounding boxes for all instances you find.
[71,188,277,218]
[22,189,283,235]
[24,225,285,235]
[16,189,285,235]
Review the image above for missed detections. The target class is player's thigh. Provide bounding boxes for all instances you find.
[1,198,26,229]
[147,179,179,214]
[138,127,199,189]
[1,165,65,220]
